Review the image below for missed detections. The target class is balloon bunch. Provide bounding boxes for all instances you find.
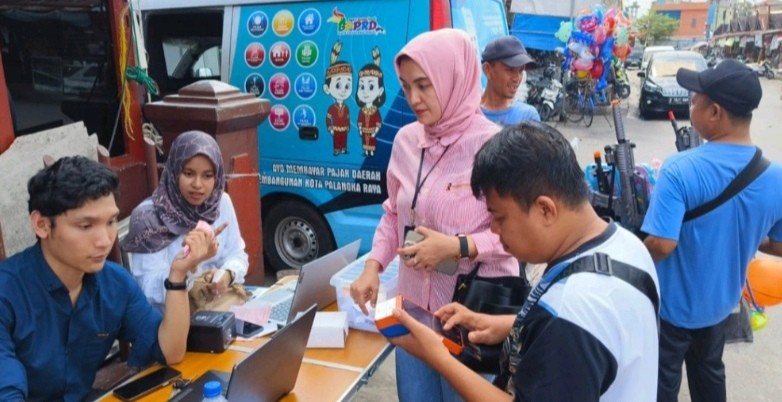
[555,5,633,91]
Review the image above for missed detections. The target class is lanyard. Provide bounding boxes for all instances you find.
[410,145,451,224]
[498,260,571,393]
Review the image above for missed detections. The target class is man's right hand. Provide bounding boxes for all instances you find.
[350,260,381,315]
[436,302,514,345]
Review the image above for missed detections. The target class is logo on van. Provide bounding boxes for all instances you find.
[245,74,265,97]
[270,42,292,68]
[296,41,318,68]
[326,7,385,36]
[272,10,294,37]
[269,73,291,100]
[293,105,316,129]
[244,43,265,68]
[269,104,290,131]
[298,8,321,36]
[294,73,317,100]
[247,11,269,37]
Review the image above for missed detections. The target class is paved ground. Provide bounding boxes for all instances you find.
[352,72,782,402]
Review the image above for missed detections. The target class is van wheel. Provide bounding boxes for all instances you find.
[263,200,335,271]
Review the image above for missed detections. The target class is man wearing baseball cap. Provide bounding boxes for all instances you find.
[480,35,540,125]
[642,59,782,402]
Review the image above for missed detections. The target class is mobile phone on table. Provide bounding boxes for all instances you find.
[400,298,480,360]
[239,320,265,337]
[113,366,182,401]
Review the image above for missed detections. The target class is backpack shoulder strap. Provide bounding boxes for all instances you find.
[684,147,771,222]
[552,253,659,316]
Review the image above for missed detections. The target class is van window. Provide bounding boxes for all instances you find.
[144,11,223,97]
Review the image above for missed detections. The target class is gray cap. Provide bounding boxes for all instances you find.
[481,36,535,68]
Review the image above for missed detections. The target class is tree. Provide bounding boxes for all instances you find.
[635,12,679,46]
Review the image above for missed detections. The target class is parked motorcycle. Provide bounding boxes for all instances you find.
[612,63,631,100]
[748,60,775,80]
[526,64,564,122]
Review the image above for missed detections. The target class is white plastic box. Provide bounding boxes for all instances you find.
[330,253,400,333]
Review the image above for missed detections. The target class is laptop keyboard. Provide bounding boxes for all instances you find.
[270,298,292,323]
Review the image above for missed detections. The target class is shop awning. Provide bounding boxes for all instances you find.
[511,14,570,51]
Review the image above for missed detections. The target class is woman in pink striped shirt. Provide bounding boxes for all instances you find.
[350,29,518,402]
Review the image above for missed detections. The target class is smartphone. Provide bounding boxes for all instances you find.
[113,367,182,401]
[238,320,265,337]
[401,230,425,260]
[401,298,480,360]
[435,259,459,275]
[403,230,424,247]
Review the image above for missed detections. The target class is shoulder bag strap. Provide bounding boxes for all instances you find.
[552,253,659,316]
[683,147,771,222]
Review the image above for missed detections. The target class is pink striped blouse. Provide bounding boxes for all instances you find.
[370,117,519,311]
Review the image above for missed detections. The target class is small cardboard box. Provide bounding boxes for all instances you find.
[306,311,349,348]
[374,296,408,338]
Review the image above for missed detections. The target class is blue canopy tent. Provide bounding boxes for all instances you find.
[511,14,569,51]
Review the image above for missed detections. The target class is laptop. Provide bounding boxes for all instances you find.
[253,239,360,327]
[170,304,317,402]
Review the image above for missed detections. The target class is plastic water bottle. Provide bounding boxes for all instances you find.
[201,381,228,402]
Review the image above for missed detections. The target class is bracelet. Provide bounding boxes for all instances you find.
[456,233,469,259]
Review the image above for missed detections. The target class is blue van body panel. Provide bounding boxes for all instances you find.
[230,0,507,254]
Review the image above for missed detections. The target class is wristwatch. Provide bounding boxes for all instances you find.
[164,278,187,291]
[456,233,469,259]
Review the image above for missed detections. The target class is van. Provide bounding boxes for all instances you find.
[135,0,510,271]
[641,45,675,71]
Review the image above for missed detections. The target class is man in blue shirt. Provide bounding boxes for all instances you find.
[480,36,541,125]
[642,60,782,402]
[0,156,218,401]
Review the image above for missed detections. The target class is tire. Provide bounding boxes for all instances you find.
[564,94,584,123]
[765,70,775,80]
[539,103,553,121]
[584,103,594,127]
[263,199,335,271]
[616,83,631,99]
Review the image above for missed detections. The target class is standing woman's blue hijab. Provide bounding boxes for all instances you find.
[121,130,225,253]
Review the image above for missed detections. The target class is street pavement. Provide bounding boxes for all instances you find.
[354,72,782,402]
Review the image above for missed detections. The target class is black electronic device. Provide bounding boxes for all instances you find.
[112,367,182,401]
[400,298,480,360]
[187,310,235,353]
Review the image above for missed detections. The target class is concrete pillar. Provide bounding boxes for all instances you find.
[143,80,270,278]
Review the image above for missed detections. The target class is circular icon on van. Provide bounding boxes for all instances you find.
[244,74,265,97]
[293,105,316,130]
[269,73,291,100]
[248,11,269,37]
[269,42,292,68]
[269,104,290,131]
[245,43,265,68]
[272,10,294,37]
[294,73,317,100]
[298,8,321,36]
[296,41,318,68]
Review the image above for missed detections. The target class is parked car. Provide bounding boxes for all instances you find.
[640,45,675,71]
[624,51,642,69]
[637,50,707,119]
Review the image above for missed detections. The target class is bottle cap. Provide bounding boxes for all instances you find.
[203,381,222,398]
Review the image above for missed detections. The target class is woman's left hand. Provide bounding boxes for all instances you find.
[398,226,458,271]
[204,268,232,296]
